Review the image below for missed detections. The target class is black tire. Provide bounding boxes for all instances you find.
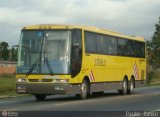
[128,78,135,94]
[76,79,89,99]
[34,94,46,101]
[119,78,128,95]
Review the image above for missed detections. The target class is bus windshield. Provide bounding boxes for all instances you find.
[17,30,71,74]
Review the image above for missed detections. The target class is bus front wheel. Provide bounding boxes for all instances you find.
[76,79,89,99]
[34,94,46,101]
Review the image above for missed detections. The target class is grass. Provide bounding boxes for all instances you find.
[0,75,29,98]
[0,74,17,96]
[150,69,160,86]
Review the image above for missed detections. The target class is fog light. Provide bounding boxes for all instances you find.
[17,78,27,82]
[55,79,69,83]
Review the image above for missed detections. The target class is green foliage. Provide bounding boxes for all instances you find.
[0,77,16,93]
[150,70,160,86]
[147,17,160,66]
[146,17,160,85]
[152,17,160,64]
[146,71,153,85]
[11,47,18,61]
[0,41,9,60]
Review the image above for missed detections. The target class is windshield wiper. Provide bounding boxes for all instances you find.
[26,57,40,75]
[45,57,54,75]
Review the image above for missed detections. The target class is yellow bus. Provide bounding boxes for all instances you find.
[16,24,146,100]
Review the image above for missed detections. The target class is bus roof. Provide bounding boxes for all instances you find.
[23,24,145,42]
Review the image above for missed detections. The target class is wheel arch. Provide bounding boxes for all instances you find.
[83,75,90,84]
[124,75,129,83]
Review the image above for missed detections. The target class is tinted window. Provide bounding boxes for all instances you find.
[85,32,97,53]
[118,38,127,56]
[85,31,145,58]
[107,36,117,55]
[72,29,82,59]
[126,40,135,57]
[118,39,135,57]
[71,29,82,77]
[97,35,108,54]
[135,42,145,58]
[85,31,117,55]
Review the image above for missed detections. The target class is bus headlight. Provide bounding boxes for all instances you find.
[55,79,69,83]
[17,78,27,82]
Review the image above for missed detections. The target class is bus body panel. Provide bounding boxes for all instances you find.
[16,24,146,96]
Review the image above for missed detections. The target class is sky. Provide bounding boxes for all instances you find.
[0,0,160,47]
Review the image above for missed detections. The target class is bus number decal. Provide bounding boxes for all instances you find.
[94,57,106,66]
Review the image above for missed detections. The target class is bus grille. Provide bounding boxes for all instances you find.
[42,79,53,82]
[28,79,53,82]
[28,79,39,82]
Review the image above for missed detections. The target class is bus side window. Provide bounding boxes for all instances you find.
[107,36,117,55]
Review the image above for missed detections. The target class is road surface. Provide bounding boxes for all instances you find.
[0,86,160,111]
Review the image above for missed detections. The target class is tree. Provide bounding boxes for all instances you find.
[152,17,160,64]
[0,41,9,60]
[11,47,18,61]
[147,17,160,67]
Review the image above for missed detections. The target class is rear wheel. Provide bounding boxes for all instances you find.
[119,78,128,95]
[76,79,89,99]
[34,94,46,101]
[128,78,135,94]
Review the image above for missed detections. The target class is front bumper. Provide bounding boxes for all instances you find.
[16,83,81,95]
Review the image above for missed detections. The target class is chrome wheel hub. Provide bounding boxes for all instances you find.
[81,83,87,97]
